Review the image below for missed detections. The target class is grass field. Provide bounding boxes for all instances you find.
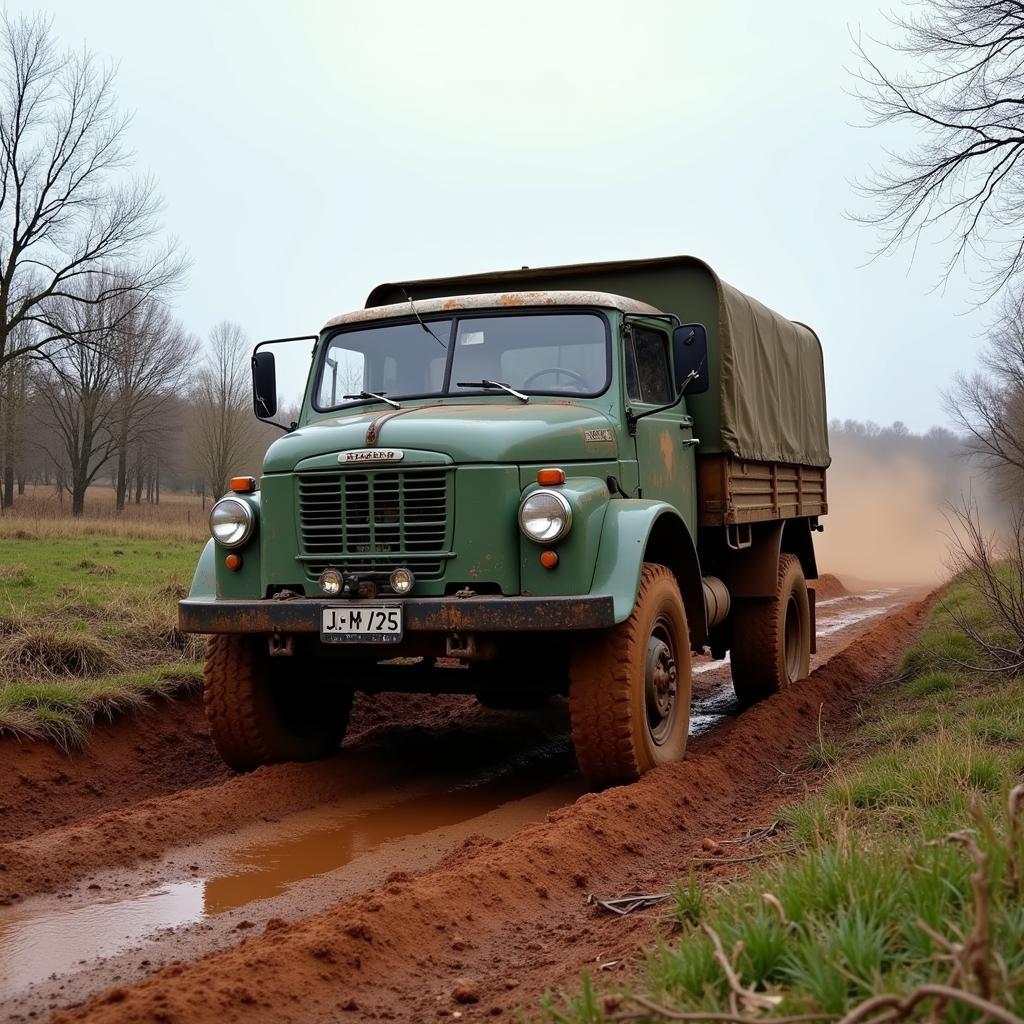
[540,578,1024,1022]
[0,508,207,749]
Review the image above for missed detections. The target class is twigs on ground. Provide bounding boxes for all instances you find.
[834,986,1023,1024]
[719,822,781,847]
[588,892,670,916]
[702,923,782,1016]
[689,849,796,867]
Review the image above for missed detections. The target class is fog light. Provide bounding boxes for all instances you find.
[389,567,415,594]
[318,568,344,596]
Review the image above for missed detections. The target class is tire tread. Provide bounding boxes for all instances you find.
[569,563,686,787]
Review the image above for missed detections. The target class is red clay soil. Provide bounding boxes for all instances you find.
[0,695,543,904]
[0,692,227,846]
[808,572,850,601]
[54,595,932,1024]
[0,691,479,848]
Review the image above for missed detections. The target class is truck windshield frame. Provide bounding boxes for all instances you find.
[311,308,612,413]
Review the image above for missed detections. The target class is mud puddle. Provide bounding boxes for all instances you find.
[0,739,581,999]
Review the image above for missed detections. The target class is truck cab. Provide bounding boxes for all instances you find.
[181,257,829,787]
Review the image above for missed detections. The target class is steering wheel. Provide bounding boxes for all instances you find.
[521,367,590,389]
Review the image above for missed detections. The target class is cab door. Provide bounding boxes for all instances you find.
[624,324,698,529]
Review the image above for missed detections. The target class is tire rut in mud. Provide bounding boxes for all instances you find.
[47,594,933,1024]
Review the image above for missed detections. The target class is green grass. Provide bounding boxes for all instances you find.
[0,665,202,751]
[0,533,205,747]
[537,576,1024,1022]
[0,533,197,617]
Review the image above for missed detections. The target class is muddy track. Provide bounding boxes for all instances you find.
[0,581,930,1022]
[0,691,503,847]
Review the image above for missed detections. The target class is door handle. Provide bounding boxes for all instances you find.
[681,438,700,448]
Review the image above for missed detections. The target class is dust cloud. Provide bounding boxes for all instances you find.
[814,424,986,586]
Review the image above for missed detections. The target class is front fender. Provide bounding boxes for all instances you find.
[188,539,217,600]
[591,501,706,644]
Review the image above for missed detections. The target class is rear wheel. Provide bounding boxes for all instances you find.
[730,553,811,704]
[569,563,692,787]
[203,634,353,771]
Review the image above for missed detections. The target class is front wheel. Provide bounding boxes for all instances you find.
[729,553,811,704]
[568,563,692,787]
[203,635,353,771]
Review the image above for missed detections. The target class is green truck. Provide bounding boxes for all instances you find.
[180,256,829,787]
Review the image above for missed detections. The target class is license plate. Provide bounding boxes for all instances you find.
[320,604,404,644]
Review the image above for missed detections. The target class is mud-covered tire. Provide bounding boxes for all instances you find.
[730,553,811,704]
[568,563,692,787]
[203,634,353,772]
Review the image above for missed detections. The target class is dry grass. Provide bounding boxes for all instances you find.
[0,628,118,677]
[0,484,209,542]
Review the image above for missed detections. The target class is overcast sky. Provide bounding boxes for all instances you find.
[19,0,985,432]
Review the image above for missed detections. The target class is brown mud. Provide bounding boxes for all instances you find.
[0,692,484,846]
[0,584,930,1023]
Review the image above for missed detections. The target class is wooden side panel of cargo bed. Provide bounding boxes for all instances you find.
[698,454,827,526]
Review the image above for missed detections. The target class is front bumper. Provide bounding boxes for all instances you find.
[178,594,615,634]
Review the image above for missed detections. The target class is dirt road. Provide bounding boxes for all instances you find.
[0,578,930,1022]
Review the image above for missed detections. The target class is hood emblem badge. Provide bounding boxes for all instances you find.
[338,448,405,464]
[584,428,614,443]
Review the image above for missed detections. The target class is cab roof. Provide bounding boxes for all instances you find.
[322,289,661,330]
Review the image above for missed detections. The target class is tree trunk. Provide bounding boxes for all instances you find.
[71,483,86,516]
[2,465,12,509]
[114,436,128,512]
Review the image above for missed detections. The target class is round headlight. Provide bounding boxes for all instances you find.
[318,568,344,596]
[209,497,255,549]
[518,489,572,544]
[389,567,416,595]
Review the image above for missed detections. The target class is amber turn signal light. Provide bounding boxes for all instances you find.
[229,476,257,494]
[536,467,565,486]
[539,550,559,569]
[224,553,243,571]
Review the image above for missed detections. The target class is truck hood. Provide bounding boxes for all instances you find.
[263,401,620,472]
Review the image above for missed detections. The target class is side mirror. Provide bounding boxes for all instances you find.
[672,323,709,395]
[252,350,278,419]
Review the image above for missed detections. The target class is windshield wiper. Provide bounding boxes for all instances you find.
[402,289,449,349]
[343,390,401,409]
[456,379,529,403]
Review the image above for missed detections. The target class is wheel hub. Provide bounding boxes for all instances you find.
[645,623,678,744]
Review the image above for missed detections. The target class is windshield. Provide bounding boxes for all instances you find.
[313,311,608,410]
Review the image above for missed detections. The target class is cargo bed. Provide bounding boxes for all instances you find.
[697,455,827,527]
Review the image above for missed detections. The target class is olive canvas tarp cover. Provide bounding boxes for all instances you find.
[366,255,831,469]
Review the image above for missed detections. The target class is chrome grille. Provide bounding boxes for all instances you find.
[297,468,451,582]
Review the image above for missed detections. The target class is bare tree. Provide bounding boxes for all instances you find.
[853,1,1024,299]
[0,330,29,506]
[110,299,197,511]
[190,322,257,501]
[0,12,184,374]
[36,283,120,514]
[945,291,1024,498]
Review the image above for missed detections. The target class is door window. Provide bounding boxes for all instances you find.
[625,327,672,405]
